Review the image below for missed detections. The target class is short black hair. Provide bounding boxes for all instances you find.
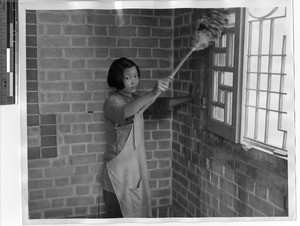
[107,57,140,90]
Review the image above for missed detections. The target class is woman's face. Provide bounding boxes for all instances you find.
[122,66,139,94]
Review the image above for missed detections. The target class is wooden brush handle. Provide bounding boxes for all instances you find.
[168,48,195,79]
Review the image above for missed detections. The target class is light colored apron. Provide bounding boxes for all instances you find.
[106,111,152,217]
[105,92,160,217]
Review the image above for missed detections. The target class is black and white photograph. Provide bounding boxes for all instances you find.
[0,0,299,226]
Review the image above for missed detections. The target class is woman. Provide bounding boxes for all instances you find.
[100,57,198,218]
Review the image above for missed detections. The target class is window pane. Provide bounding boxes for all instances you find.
[271,74,281,92]
[259,91,267,108]
[221,34,227,48]
[221,71,233,87]
[212,106,224,122]
[248,90,257,106]
[270,93,279,111]
[272,56,282,73]
[273,19,287,54]
[212,70,218,101]
[245,107,255,138]
[250,56,258,72]
[215,37,220,48]
[218,53,226,66]
[261,20,271,55]
[250,21,259,55]
[248,73,257,89]
[227,12,236,28]
[226,91,233,125]
[268,111,284,148]
[257,109,266,142]
[219,90,225,103]
[227,33,235,67]
[261,56,269,73]
[259,74,268,90]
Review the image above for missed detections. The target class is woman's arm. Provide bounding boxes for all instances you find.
[169,95,194,107]
[124,78,170,119]
[169,79,199,107]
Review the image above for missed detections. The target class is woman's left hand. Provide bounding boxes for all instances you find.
[189,79,200,101]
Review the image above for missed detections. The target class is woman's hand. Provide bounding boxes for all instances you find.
[189,79,200,101]
[153,78,170,94]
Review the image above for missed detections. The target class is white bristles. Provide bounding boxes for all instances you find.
[192,30,214,51]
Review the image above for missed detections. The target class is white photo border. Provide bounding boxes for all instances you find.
[0,0,298,226]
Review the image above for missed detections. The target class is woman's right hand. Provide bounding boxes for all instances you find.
[153,78,170,94]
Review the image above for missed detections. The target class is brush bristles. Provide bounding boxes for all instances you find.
[192,9,229,51]
[192,30,213,51]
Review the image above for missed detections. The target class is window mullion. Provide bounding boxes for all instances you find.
[279,35,287,149]
[264,19,275,144]
[244,22,253,137]
[254,20,263,140]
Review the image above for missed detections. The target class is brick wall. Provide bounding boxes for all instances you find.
[26,8,288,219]
[27,9,174,218]
[171,9,288,217]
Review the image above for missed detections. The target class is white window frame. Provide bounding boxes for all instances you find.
[207,7,294,159]
[240,7,294,158]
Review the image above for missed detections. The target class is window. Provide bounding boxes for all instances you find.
[207,8,245,143]
[208,7,294,157]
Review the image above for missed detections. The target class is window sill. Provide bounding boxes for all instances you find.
[241,138,288,160]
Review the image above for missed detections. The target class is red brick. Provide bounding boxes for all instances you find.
[110,48,137,58]
[45,93,62,102]
[41,103,70,114]
[38,12,69,23]
[151,188,171,198]
[71,103,86,112]
[95,48,109,58]
[64,70,93,80]
[63,92,92,102]
[108,26,137,36]
[44,208,73,218]
[29,190,44,200]
[39,82,70,92]
[132,16,158,27]
[150,168,171,179]
[117,38,131,47]
[87,14,115,25]
[55,177,70,187]
[41,147,57,158]
[71,175,94,185]
[45,167,74,178]
[152,131,171,140]
[40,48,62,57]
[71,37,86,46]
[69,154,97,165]
[153,150,171,159]
[94,26,107,35]
[40,37,70,47]
[29,200,51,211]
[76,186,90,196]
[63,113,92,124]
[87,37,116,47]
[28,179,53,190]
[132,38,158,48]
[28,169,43,179]
[63,25,93,35]
[51,198,65,208]
[45,187,74,198]
[248,193,274,216]
[145,141,157,150]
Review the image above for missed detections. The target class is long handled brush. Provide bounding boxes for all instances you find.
[168,8,229,79]
[141,9,229,112]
